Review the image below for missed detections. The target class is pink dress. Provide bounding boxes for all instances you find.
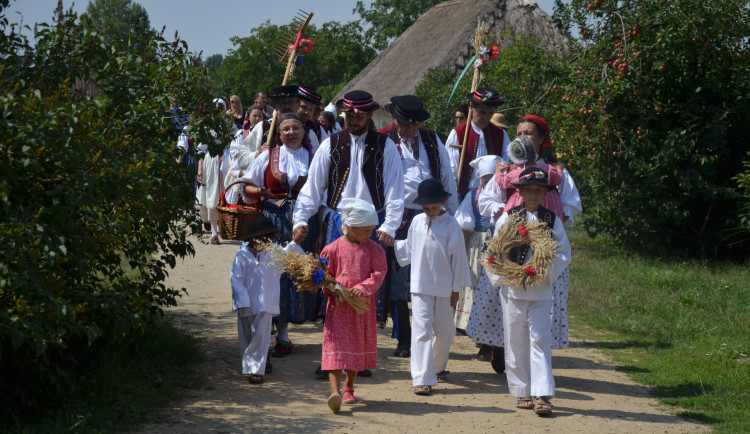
[320,238,387,371]
[496,162,565,218]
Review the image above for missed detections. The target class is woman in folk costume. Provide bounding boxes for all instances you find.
[454,155,500,332]
[320,198,387,412]
[236,113,319,357]
[478,115,582,350]
[196,98,235,245]
[224,105,268,204]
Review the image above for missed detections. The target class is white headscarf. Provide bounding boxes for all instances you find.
[469,155,501,177]
[339,198,378,232]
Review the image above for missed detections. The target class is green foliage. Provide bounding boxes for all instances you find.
[550,0,750,258]
[568,228,750,431]
[354,0,444,51]
[0,4,223,417]
[212,20,377,105]
[84,0,151,44]
[735,151,750,239]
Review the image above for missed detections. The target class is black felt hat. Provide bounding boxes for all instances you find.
[467,86,505,107]
[414,178,452,205]
[511,166,556,191]
[244,215,279,240]
[270,85,300,99]
[386,95,430,124]
[298,85,322,105]
[336,90,379,113]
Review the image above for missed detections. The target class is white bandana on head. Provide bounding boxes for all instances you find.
[339,198,378,233]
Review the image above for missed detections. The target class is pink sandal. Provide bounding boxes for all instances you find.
[342,387,357,404]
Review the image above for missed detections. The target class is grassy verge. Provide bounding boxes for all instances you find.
[568,227,750,432]
[9,319,204,432]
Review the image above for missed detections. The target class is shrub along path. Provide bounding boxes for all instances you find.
[136,236,708,433]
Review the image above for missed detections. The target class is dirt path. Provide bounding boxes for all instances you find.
[136,237,708,433]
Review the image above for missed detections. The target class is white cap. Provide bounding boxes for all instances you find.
[213,97,226,108]
[469,155,501,177]
[339,198,378,232]
[324,102,337,117]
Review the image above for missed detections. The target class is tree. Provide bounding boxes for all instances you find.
[354,0,444,51]
[212,20,377,106]
[550,0,750,258]
[0,3,224,416]
[84,0,150,44]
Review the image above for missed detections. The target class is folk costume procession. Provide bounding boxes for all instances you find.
[194,17,582,416]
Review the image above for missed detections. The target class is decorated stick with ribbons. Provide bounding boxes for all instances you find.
[454,21,497,186]
[265,9,314,149]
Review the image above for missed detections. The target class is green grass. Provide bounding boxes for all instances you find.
[568,227,750,432]
[8,319,204,432]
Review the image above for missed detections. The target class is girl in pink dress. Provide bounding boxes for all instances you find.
[319,198,387,413]
[496,137,564,218]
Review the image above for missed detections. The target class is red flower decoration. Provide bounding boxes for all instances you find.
[299,38,314,53]
[489,45,499,60]
[488,255,496,264]
[518,224,529,237]
[524,267,536,277]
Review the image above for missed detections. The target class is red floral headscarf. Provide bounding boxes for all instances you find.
[521,114,556,163]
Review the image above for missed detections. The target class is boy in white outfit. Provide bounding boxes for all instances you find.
[395,178,471,395]
[489,167,571,415]
[230,215,303,383]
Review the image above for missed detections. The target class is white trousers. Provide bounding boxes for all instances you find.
[238,311,272,375]
[500,292,555,398]
[410,293,456,387]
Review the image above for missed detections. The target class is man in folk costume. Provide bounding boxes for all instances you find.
[232,85,304,184]
[292,90,404,247]
[297,84,325,154]
[445,86,510,200]
[379,95,458,358]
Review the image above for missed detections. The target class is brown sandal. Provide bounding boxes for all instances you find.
[516,397,534,409]
[533,397,552,415]
[247,374,264,384]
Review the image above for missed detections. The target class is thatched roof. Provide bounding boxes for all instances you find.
[334,0,568,105]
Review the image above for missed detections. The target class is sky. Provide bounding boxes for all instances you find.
[6,0,559,58]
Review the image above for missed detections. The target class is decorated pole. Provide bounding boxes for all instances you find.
[265,10,314,149]
[456,21,492,186]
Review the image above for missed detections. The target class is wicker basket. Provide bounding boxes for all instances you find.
[217,181,263,241]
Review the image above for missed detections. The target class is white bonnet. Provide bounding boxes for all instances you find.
[469,155,501,177]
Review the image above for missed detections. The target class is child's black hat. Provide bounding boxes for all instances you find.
[244,215,279,240]
[511,167,556,191]
[414,178,452,205]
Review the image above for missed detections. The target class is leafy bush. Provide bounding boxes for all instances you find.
[551,0,750,258]
[0,5,224,416]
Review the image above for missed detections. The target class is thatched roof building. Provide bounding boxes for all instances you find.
[334,0,568,125]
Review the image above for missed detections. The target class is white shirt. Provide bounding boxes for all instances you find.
[292,131,405,238]
[487,211,571,301]
[397,131,458,214]
[236,121,319,177]
[444,123,511,191]
[230,242,304,315]
[394,213,471,297]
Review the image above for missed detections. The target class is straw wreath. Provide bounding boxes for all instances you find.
[483,212,559,289]
[262,242,368,315]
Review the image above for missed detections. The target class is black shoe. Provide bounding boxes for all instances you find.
[315,365,329,378]
[203,222,211,232]
[490,346,506,374]
[358,369,373,377]
[476,344,492,361]
[394,346,411,358]
[265,360,273,374]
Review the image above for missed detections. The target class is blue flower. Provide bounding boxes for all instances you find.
[312,269,325,286]
[318,257,329,267]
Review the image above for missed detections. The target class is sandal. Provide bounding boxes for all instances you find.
[342,387,357,404]
[327,393,342,412]
[436,370,449,383]
[247,374,264,384]
[516,397,534,409]
[413,385,432,395]
[533,397,553,416]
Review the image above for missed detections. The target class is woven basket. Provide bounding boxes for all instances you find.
[217,181,263,241]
